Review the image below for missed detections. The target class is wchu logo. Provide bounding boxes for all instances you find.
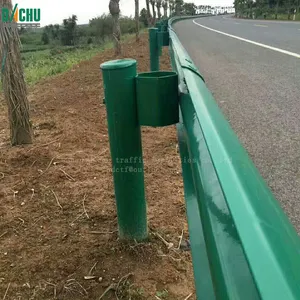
[0,3,41,28]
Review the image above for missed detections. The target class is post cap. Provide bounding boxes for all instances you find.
[100,59,136,70]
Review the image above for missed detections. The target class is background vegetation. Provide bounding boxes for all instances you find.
[18,14,144,85]
[234,0,300,20]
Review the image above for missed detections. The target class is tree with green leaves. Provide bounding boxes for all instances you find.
[183,2,197,15]
[60,15,77,46]
[41,32,49,44]
[234,0,299,20]
[109,0,121,55]
[169,0,175,16]
[175,0,184,15]
[140,8,149,26]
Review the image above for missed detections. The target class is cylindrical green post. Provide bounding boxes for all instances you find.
[149,28,160,71]
[100,59,147,241]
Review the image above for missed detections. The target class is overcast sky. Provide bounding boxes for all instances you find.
[12,0,234,26]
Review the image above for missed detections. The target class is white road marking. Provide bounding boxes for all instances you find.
[254,24,268,27]
[192,19,300,59]
[234,22,240,24]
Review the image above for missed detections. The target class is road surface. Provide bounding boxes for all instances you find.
[174,16,300,232]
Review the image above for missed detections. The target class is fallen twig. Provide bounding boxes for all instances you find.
[27,138,61,153]
[88,262,98,275]
[155,232,174,249]
[18,218,25,224]
[0,232,8,239]
[39,157,55,176]
[2,282,10,300]
[82,194,89,219]
[99,148,108,156]
[89,230,117,235]
[60,168,75,181]
[98,283,116,300]
[84,276,97,280]
[30,188,35,201]
[184,293,193,300]
[177,229,184,250]
[70,212,84,226]
[64,279,87,296]
[158,254,181,262]
[44,281,57,298]
[51,189,62,209]
[115,273,133,300]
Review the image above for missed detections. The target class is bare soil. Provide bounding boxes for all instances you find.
[0,34,195,300]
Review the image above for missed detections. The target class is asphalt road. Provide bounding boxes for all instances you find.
[174,16,300,232]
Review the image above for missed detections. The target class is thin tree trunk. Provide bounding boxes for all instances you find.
[109,0,121,55]
[163,3,168,17]
[145,0,152,26]
[151,1,156,24]
[275,0,279,19]
[135,0,139,42]
[0,0,32,145]
[156,0,162,19]
[287,0,291,20]
[164,7,168,17]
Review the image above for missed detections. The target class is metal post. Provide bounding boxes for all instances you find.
[149,28,160,71]
[100,59,148,241]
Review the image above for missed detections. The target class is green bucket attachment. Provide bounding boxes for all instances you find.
[158,31,169,47]
[136,71,179,127]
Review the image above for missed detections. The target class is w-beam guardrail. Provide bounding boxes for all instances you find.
[100,15,300,300]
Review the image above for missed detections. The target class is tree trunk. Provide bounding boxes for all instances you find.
[0,0,32,146]
[109,0,121,55]
[163,2,168,17]
[164,7,168,17]
[145,0,152,26]
[150,1,156,24]
[135,0,139,42]
[275,0,279,19]
[169,0,175,16]
[156,0,162,19]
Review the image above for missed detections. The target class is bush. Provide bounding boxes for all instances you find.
[88,14,142,42]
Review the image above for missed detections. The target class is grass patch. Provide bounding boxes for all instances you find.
[22,43,112,85]
[257,13,300,21]
[0,32,139,89]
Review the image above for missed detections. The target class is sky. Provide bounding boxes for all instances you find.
[12,0,234,26]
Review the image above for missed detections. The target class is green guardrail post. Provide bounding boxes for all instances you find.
[100,59,147,241]
[149,28,160,71]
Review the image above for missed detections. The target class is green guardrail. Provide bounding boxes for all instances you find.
[168,16,300,300]
[100,15,300,300]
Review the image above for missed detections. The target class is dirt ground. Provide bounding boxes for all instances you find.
[0,34,195,300]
